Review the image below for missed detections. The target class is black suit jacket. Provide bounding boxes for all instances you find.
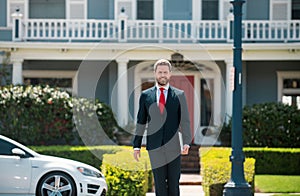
[133,86,192,151]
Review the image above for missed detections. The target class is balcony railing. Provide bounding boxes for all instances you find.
[11,13,300,43]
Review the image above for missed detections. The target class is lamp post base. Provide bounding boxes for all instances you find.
[223,181,253,196]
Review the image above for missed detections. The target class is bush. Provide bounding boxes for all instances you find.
[201,147,255,196]
[101,148,152,196]
[0,85,121,145]
[31,145,123,169]
[244,148,300,175]
[220,102,300,147]
[243,102,300,147]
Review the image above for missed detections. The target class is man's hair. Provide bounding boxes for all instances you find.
[153,59,172,71]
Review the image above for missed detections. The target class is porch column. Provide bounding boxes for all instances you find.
[116,58,129,127]
[225,59,233,123]
[12,58,23,85]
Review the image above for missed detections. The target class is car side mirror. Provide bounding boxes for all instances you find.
[12,148,26,158]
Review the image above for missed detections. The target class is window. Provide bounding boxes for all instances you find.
[292,0,300,19]
[0,139,16,156]
[201,79,213,126]
[282,78,300,108]
[202,0,219,20]
[270,0,291,20]
[22,70,77,94]
[277,71,300,109]
[164,0,192,20]
[29,0,65,19]
[137,0,153,20]
[24,78,72,88]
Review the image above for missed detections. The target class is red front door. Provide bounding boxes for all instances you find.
[170,75,194,143]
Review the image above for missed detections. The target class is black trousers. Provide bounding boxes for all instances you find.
[149,149,181,196]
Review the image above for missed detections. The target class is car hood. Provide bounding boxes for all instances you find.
[35,154,101,173]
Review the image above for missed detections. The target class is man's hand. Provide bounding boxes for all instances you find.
[181,144,190,155]
[134,149,141,161]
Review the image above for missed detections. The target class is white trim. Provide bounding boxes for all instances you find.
[7,0,28,27]
[66,0,87,19]
[22,70,78,95]
[277,71,300,102]
[154,0,163,20]
[270,0,291,20]
[116,58,129,126]
[225,59,233,122]
[193,75,201,140]
[192,0,201,21]
[114,0,135,20]
[12,58,24,85]
[220,0,231,20]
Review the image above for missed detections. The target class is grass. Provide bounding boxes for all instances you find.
[274,195,300,196]
[255,175,300,193]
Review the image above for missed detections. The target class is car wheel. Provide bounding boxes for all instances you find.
[37,172,76,196]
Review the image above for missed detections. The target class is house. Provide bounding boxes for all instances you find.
[0,0,299,147]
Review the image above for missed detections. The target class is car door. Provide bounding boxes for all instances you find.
[0,138,32,194]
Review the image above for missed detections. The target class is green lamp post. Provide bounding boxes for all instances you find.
[223,0,252,195]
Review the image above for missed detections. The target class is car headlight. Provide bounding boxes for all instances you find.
[77,167,103,178]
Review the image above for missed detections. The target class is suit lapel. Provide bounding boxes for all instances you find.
[165,86,174,110]
[150,86,157,103]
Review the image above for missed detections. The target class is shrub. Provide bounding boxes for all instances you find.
[201,147,255,196]
[243,102,300,147]
[101,148,152,196]
[220,102,300,147]
[31,145,123,169]
[244,148,300,175]
[0,85,121,145]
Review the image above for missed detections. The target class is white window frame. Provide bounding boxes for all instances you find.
[7,0,28,27]
[66,0,87,19]
[219,0,232,20]
[277,71,300,104]
[23,70,78,95]
[270,0,291,20]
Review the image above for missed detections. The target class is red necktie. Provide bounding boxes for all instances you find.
[159,87,165,114]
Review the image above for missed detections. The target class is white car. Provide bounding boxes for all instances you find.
[0,135,107,196]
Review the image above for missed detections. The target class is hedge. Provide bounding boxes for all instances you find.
[101,148,152,196]
[220,102,300,148]
[200,147,255,196]
[31,145,123,169]
[244,148,300,175]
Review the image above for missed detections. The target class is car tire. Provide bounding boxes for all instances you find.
[36,172,77,196]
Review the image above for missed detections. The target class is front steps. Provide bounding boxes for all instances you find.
[181,145,200,174]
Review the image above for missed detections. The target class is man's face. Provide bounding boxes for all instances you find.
[154,65,171,86]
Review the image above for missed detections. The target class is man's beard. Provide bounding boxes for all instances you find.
[156,77,169,86]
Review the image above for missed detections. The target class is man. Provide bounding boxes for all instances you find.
[133,59,192,196]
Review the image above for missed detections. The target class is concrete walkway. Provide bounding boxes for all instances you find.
[146,174,290,196]
[146,185,204,196]
[146,186,280,196]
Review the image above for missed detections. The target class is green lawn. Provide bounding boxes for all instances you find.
[274,195,300,196]
[255,175,300,194]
